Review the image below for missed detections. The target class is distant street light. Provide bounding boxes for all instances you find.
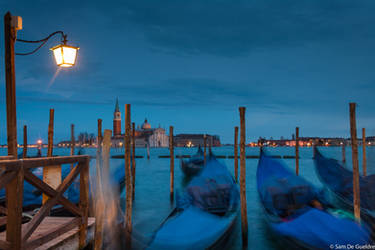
[4,11,79,158]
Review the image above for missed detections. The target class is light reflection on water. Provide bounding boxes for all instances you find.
[1,146,374,249]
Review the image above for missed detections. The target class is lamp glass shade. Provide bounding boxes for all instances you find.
[50,44,79,67]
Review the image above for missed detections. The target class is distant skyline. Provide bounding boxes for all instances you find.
[1,1,375,144]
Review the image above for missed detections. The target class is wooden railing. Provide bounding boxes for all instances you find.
[0,155,90,249]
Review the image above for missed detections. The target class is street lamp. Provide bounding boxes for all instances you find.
[4,11,79,158]
[16,30,79,67]
[50,35,79,67]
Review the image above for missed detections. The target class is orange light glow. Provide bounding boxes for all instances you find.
[50,44,79,67]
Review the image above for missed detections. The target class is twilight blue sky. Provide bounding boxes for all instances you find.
[1,0,375,144]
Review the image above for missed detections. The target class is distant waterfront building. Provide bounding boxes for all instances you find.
[111,114,169,148]
[113,98,122,137]
[174,134,221,147]
[255,137,354,147]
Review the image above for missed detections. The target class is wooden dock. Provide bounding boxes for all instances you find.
[0,155,93,249]
[0,217,95,249]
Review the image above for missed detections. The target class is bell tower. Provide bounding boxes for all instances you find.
[113,98,121,136]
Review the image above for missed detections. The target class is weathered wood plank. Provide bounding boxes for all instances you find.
[37,217,95,250]
[0,171,17,190]
[0,156,14,161]
[79,160,89,248]
[0,155,89,170]
[23,170,82,216]
[0,206,7,215]
[22,163,84,243]
[0,217,95,249]
[0,239,10,249]
[25,217,80,249]
[0,217,7,227]
[6,166,23,250]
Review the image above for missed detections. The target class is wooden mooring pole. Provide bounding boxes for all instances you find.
[23,125,27,158]
[132,122,136,200]
[94,129,111,250]
[97,119,102,145]
[239,107,248,247]
[47,109,54,157]
[70,124,75,170]
[204,134,207,164]
[342,141,346,164]
[295,127,299,176]
[169,126,174,202]
[124,104,133,248]
[234,127,239,183]
[43,109,61,204]
[362,128,367,177]
[349,103,361,222]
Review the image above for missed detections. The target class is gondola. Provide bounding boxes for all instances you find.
[147,153,240,249]
[314,148,375,233]
[180,146,205,177]
[257,150,371,249]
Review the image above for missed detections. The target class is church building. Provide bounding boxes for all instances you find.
[111,99,169,147]
[113,98,122,137]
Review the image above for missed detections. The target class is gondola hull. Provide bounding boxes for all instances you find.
[180,159,204,177]
[148,206,238,250]
[148,155,239,249]
[314,149,375,234]
[257,151,371,249]
[180,146,205,178]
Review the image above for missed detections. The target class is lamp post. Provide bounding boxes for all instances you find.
[4,11,79,158]
[4,12,79,248]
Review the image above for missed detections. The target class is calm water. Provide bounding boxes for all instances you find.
[1,146,374,249]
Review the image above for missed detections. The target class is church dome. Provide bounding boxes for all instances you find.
[142,119,151,130]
